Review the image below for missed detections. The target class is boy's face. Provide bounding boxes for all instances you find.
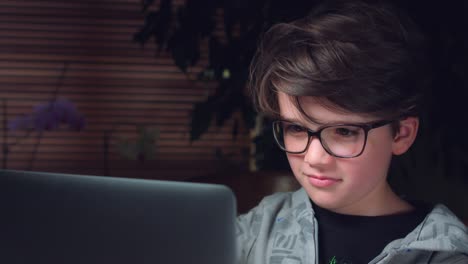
[278,92,402,215]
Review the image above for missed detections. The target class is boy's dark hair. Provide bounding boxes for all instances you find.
[249,0,430,122]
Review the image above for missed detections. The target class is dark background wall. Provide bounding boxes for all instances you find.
[0,0,250,181]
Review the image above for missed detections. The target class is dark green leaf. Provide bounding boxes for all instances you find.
[190,100,214,141]
[232,118,239,141]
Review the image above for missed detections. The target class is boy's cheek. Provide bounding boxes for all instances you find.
[286,155,309,183]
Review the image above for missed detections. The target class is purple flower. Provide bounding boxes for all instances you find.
[8,98,86,132]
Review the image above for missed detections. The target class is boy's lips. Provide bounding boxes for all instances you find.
[304,173,341,188]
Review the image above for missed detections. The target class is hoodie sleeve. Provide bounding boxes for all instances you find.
[235,203,264,264]
[429,252,468,263]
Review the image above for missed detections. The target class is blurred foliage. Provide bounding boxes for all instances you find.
[8,98,85,132]
[2,63,86,170]
[116,126,159,163]
[134,0,316,169]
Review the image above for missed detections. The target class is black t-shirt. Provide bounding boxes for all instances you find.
[312,201,429,264]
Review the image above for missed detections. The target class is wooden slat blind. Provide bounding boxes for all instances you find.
[0,0,250,180]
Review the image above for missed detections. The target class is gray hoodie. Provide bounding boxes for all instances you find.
[236,188,468,264]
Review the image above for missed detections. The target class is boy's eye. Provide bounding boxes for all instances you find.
[285,124,306,133]
[333,127,359,137]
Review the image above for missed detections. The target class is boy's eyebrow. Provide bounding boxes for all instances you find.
[280,116,326,126]
[280,116,363,126]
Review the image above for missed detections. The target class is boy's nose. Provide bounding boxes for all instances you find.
[303,137,333,165]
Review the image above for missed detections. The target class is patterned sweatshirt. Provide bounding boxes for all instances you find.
[236,188,468,264]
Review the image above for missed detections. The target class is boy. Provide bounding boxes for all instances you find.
[236,1,468,263]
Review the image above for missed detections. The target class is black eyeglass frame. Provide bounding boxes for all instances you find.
[272,119,396,158]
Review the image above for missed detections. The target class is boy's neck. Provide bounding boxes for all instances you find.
[375,183,415,215]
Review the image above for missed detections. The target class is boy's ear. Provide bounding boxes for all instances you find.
[392,117,419,155]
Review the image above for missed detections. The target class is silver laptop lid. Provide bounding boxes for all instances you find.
[0,170,237,264]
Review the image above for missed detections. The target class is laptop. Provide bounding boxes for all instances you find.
[0,170,237,264]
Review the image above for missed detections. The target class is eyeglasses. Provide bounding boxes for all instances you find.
[272,119,395,158]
